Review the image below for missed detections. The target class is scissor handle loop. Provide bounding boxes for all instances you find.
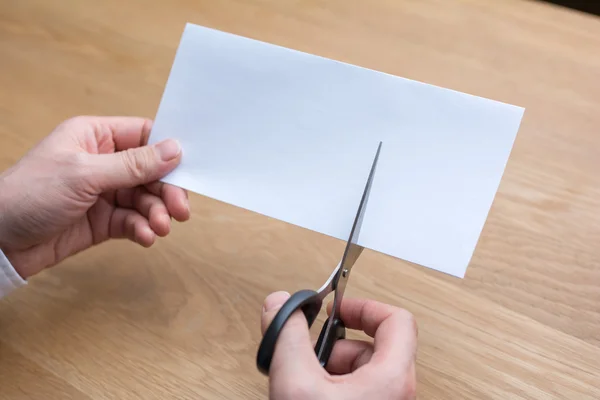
[256,290,322,375]
[314,315,346,368]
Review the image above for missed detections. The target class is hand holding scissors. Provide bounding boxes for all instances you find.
[257,142,382,373]
[256,142,418,399]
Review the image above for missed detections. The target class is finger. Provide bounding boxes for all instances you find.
[327,298,417,367]
[86,138,182,192]
[261,291,290,335]
[325,339,374,375]
[109,208,156,247]
[145,182,190,222]
[117,185,188,228]
[261,292,323,380]
[91,116,154,151]
[131,189,171,237]
[115,187,136,209]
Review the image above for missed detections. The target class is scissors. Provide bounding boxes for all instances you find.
[256,141,382,375]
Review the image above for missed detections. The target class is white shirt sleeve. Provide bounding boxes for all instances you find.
[0,248,26,298]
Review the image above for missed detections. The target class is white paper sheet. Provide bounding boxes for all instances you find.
[149,23,524,278]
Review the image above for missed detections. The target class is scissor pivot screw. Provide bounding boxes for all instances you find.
[342,269,349,278]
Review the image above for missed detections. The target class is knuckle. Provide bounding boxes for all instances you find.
[403,378,417,400]
[66,115,89,125]
[395,308,417,333]
[384,373,416,400]
[58,115,91,131]
[401,372,418,399]
[49,116,96,145]
[280,380,317,400]
[121,149,151,182]
[61,152,88,181]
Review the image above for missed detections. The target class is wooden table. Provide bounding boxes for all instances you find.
[1,0,599,398]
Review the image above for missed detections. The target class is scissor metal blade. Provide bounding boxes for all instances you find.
[315,141,383,364]
[338,141,382,273]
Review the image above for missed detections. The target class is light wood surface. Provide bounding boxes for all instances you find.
[1,0,600,398]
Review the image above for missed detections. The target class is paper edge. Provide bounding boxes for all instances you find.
[181,22,527,112]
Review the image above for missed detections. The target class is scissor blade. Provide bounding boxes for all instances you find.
[315,141,382,363]
[337,141,382,273]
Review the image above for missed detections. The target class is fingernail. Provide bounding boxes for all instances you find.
[263,291,290,313]
[155,139,181,161]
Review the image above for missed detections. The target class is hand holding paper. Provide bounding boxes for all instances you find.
[149,23,524,278]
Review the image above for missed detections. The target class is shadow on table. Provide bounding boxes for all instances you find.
[539,0,600,16]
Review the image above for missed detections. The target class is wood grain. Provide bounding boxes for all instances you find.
[1,0,600,398]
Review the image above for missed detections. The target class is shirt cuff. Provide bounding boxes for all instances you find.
[0,248,27,298]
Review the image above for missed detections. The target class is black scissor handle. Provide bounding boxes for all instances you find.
[256,290,322,375]
[315,316,346,368]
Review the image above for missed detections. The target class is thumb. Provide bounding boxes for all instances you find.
[88,139,182,191]
[261,291,322,381]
